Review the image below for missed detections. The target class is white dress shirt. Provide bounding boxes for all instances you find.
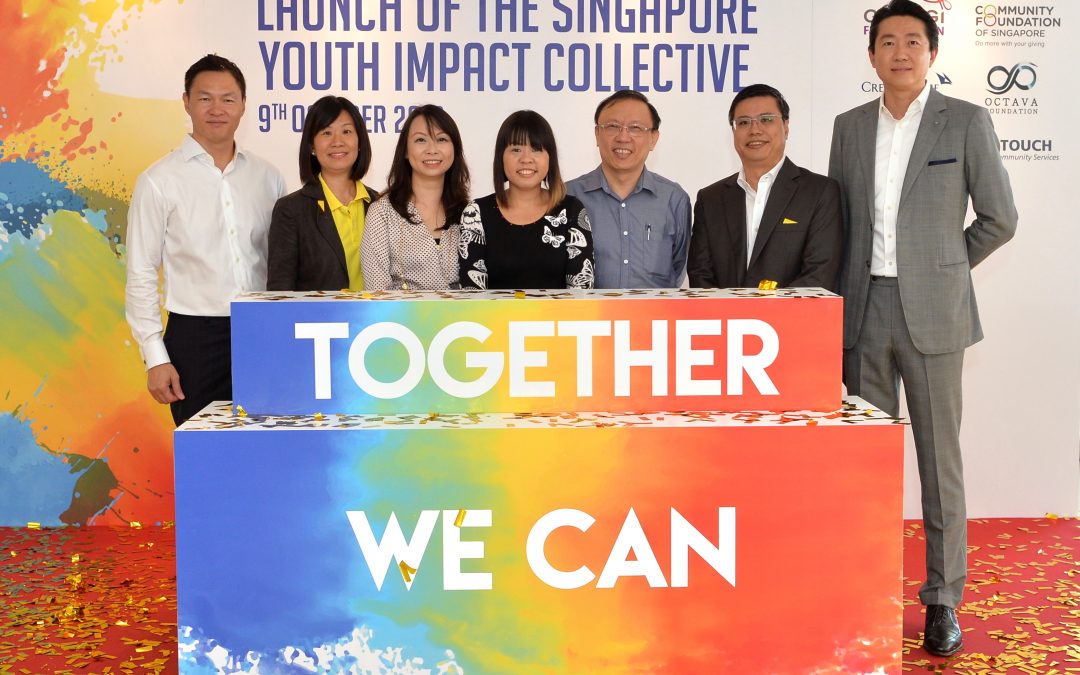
[125,134,285,369]
[872,81,931,276]
[737,156,786,266]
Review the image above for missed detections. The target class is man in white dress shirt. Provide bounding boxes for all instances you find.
[829,1,1016,656]
[125,54,285,425]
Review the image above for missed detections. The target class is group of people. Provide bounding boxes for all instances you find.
[266,97,602,294]
[125,0,1016,660]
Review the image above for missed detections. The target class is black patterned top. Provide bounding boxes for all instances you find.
[458,194,595,290]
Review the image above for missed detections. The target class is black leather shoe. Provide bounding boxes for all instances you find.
[923,604,963,656]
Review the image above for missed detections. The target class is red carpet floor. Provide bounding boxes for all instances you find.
[0,518,1076,674]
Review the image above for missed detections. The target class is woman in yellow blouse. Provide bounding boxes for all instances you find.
[268,96,376,291]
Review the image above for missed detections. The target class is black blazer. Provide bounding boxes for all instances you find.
[687,158,843,290]
[267,180,375,291]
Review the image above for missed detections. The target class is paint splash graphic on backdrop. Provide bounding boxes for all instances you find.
[0,1,179,525]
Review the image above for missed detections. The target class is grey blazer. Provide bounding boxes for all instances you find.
[828,88,1018,354]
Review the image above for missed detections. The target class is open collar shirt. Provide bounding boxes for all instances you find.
[872,81,932,276]
[125,134,285,368]
[737,155,786,266]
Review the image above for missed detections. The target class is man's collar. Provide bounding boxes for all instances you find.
[737,156,786,193]
[589,164,655,197]
[878,80,932,121]
[182,134,243,163]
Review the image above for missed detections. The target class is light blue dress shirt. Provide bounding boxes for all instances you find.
[566,165,691,288]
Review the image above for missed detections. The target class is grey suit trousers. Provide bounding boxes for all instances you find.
[843,277,967,608]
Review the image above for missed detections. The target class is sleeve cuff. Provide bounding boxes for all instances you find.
[141,339,171,371]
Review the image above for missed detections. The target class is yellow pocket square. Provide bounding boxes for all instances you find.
[317,200,326,212]
[782,217,798,224]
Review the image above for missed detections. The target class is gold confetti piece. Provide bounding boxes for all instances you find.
[454,510,466,527]
[27,522,41,530]
[130,521,142,529]
[361,292,373,299]
[399,560,417,583]
[514,290,526,299]
[1046,512,1059,520]
[235,404,247,418]
[116,620,129,627]
[757,279,778,291]
[314,412,324,420]
[134,646,153,653]
[71,554,81,563]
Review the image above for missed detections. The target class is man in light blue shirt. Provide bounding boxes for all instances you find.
[567,91,691,289]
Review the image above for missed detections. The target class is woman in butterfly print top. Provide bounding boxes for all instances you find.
[459,110,595,290]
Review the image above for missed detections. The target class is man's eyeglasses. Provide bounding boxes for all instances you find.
[596,122,654,137]
[732,114,781,130]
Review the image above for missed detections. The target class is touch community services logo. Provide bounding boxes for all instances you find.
[984,63,1039,115]
[998,137,1059,163]
[986,62,1036,94]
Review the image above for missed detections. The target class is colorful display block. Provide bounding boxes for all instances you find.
[231,288,841,416]
[175,400,903,674]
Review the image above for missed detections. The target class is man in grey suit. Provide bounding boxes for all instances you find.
[688,84,842,290]
[829,0,1017,657]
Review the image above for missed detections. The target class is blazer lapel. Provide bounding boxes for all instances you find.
[304,181,349,275]
[900,90,947,211]
[855,103,878,227]
[749,159,797,270]
[722,176,748,278]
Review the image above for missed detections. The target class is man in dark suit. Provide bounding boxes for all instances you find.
[829,0,1017,657]
[688,83,842,290]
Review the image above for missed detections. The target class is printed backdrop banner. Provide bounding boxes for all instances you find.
[174,404,904,673]
[230,288,841,415]
[1,0,1076,527]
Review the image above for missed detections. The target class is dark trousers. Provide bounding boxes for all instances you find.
[163,313,232,426]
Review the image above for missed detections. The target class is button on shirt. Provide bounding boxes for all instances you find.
[566,165,691,288]
[125,134,285,369]
[319,174,370,291]
[873,81,931,276]
[737,156,785,267]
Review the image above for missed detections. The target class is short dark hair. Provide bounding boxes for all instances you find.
[184,54,246,99]
[493,110,565,214]
[297,96,372,184]
[868,0,939,54]
[593,90,661,130]
[728,84,790,125]
[385,105,471,230]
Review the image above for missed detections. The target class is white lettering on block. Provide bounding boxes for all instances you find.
[556,320,611,396]
[427,322,504,398]
[294,322,349,399]
[526,508,596,589]
[442,509,493,591]
[614,320,669,396]
[726,319,779,395]
[670,507,736,588]
[346,510,439,591]
[596,507,668,588]
[674,319,724,396]
[508,321,555,397]
[348,322,426,399]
